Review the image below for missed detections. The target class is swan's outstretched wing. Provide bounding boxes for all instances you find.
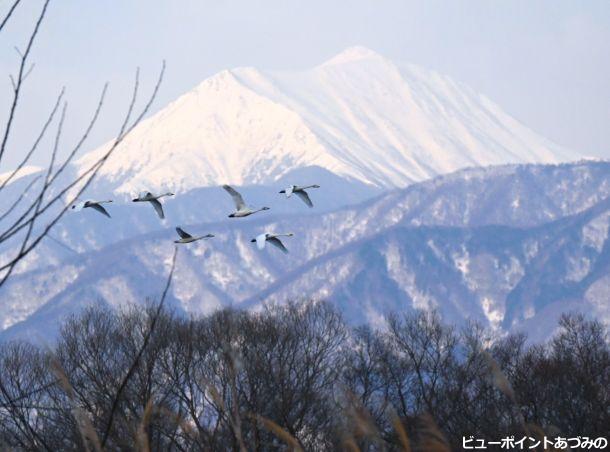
[255,233,267,250]
[149,199,165,219]
[267,237,288,253]
[223,185,245,210]
[71,201,87,212]
[295,190,313,208]
[285,185,294,198]
[90,203,111,218]
[176,227,191,239]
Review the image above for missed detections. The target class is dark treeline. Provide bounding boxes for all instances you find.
[0,301,608,451]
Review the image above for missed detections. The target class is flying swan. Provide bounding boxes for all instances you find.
[174,227,214,244]
[132,191,174,219]
[279,184,320,208]
[71,200,113,218]
[250,232,294,254]
[223,185,270,218]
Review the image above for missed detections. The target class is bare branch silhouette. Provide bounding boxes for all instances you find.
[0,1,165,288]
[0,0,50,163]
[0,174,40,223]
[0,0,22,33]
[0,88,64,193]
[0,61,165,284]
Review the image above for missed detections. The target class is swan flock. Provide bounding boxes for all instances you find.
[72,183,321,254]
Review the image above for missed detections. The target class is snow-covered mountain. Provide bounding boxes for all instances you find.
[1,46,583,277]
[0,47,593,343]
[2,162,608,343]
[76,46,578,197]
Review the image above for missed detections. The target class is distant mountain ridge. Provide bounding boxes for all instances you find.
[0,47,594,343]
[1,161,608,343]
[0,46,582,275]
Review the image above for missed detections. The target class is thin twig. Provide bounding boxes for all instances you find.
[0,0,22,33]
[0,102,66,285]
[0,61,165,281]
[0,87,64,192]
[0,0,51,163]
[0,62,163,245]
[48,85,108,186]
[0,86,104,242]
[0,175,40,223]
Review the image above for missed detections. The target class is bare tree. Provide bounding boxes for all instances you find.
[0,0,165,286]
[0,302,608,450]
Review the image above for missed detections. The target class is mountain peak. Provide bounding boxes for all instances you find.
[72,47,578,196]
[321,46,384,66]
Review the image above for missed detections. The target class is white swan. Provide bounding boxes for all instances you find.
[223,185,270,218]
[174,227,214,244]
[250,232,294,254]
[279,184,320,208]
[132,191,174,219]
[71,200,113,218]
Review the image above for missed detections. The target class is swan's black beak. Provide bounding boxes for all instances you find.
[279,190,285,194]
[132,199,138,202]
[228,213,235,218]
[250,238,256,242]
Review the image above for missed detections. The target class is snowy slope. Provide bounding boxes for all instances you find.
[2,162,608,342]
[0,46,582,274]
[75,46,579,197]
[1,46,585,277]
[0,48,593,343]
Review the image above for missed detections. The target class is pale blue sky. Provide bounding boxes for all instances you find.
[1,0,609,169]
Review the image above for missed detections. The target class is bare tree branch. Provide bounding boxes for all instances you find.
[48,84,107,186]
[0,0,22,33]
[0,0,165,288]
[0,174,40,223]
[0,60,165,280]
[0,102,66,285]
[0,87,65,193]
[0,85,106,243]
[0,0,50,163]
